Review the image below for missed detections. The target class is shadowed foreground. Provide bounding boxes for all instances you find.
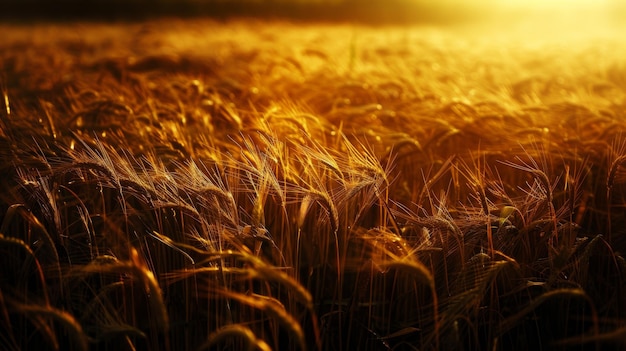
[1,18,626,350]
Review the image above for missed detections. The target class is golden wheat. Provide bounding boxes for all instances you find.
[1,17,625,350]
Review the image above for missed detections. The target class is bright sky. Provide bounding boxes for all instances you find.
[405,0,617,15]
[420,0,614,11]
[501,0,609,4]
[413,0,622,41]
[456,0,610,5]
[498,0,611,9]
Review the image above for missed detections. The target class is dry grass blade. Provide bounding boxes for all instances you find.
[11,302,89,351]
[606,154,626,195]
[306,188,339,235]
[379,260,434,290]
[149,230,195,265]
[500,156,553,205]
[71,248,170,333]
[0,234,49,301]
[199,324,272,351]
[0,290,19,351]
[2,83,10,117]
[297,194,315,229]
[553,325,626,347]
[1,203,60,267]
[209,250,313,309]
[606,153,626,241]
[418,156,456,204]
[216,290,306,351]
[380,259,440,347]
[433,254,515,346]
[498,288,598,336]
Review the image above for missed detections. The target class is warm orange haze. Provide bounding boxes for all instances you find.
[1,1,626,350]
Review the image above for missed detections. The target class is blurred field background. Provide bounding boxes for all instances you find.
[2,1,626,350]
[1,0,624,23]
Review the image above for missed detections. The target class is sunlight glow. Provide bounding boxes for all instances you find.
[414,0,622,34]
[499,0,610,8]
[401,0,620,25]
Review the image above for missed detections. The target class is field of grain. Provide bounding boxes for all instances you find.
[1,16,626,350]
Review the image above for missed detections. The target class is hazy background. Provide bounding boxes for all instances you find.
[2,0,624,24]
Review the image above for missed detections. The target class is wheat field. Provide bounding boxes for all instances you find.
[1,15,626,350]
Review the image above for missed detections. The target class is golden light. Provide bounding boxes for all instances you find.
[430,0,613,9]
[395,0,623,28]
[497,0,610,7]
[491,0,613,21]
[529,0,614,8]
[409,0,623,39]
